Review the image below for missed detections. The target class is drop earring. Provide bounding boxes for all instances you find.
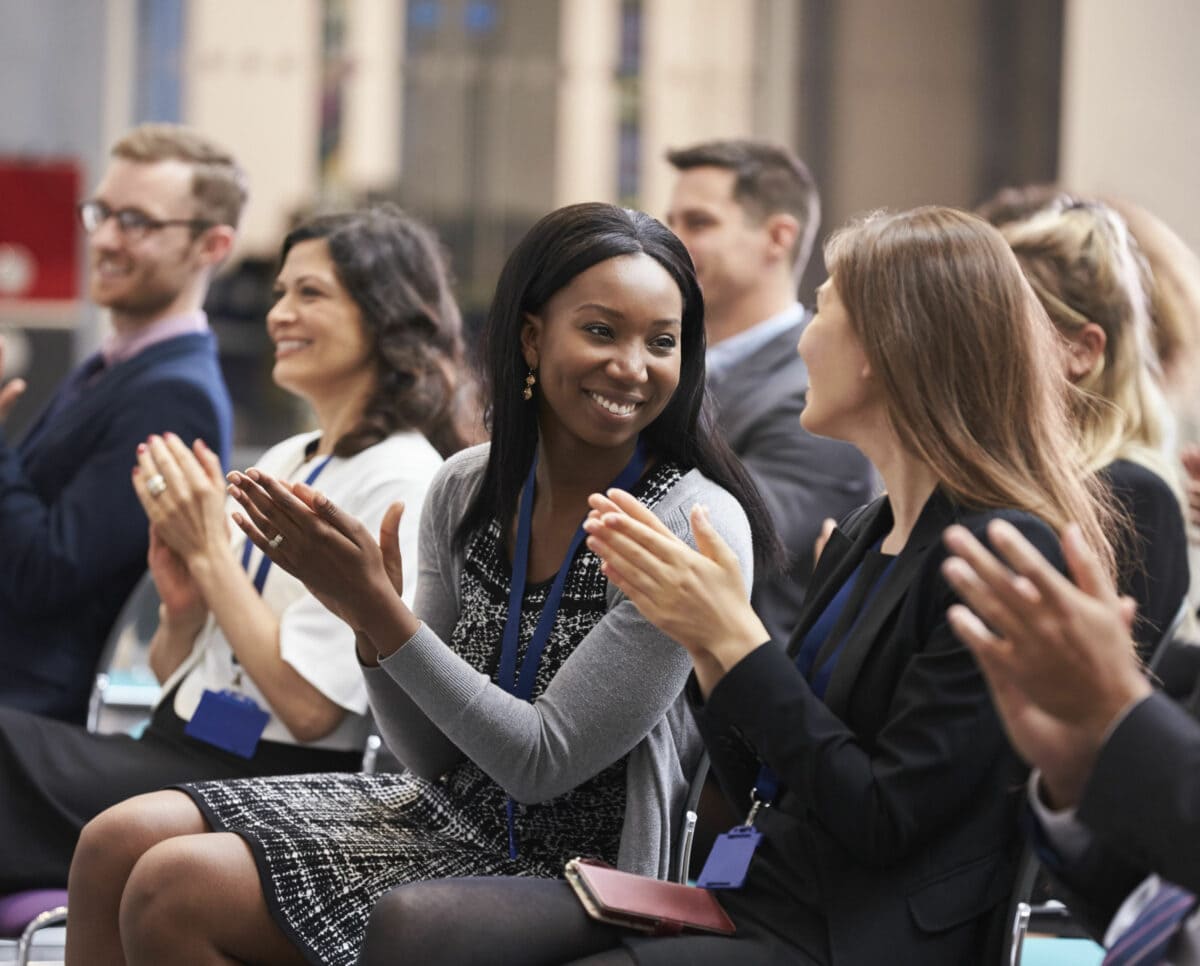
[522,368,537,401]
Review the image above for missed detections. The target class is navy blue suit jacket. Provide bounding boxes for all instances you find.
[691,489,1064,965]
[0,331,232,722]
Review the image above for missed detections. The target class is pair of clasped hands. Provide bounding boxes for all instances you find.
[221,469,769,679]
[129,433,406,647]
[135,436,770,680]
[135,432,1151,806]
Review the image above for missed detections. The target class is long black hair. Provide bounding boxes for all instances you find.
[454,201,778,567]
[280,204,471,459]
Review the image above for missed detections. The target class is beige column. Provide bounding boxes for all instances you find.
[750,0,799,148]
[183,0,323,256]
[102,0,137,160]
[343,0,404,192]
[555,0,620,207]
[641,0,757,217]
[1061,0,1200,252]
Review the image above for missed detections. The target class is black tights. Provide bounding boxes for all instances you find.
[357,877,637,966]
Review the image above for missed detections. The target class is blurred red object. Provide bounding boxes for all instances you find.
[0,159,80,304]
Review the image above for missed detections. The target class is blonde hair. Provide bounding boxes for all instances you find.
[1106,197,1200,402]
[999,200,1179,490]
[111,124,248,229]
[825,206,1115,576]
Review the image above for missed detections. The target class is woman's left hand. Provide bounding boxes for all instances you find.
[583,488,768,669]
[226,467,411,641]
[134,433,229,564]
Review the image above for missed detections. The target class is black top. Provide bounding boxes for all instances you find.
[1101,459,1189,662]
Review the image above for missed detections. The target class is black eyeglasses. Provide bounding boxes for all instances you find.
[77,200,214,240]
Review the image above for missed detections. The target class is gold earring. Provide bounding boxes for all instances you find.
[522,369,536,401]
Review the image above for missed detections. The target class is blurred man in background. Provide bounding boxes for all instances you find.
[666,139,873,644]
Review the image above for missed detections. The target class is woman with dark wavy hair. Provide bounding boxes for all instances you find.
[281,206,475,460]
[68,202,775,966]
[0,204,461,924]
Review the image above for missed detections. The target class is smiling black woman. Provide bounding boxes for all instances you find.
[70,203,778,966]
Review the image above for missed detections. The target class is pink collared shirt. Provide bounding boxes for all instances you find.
[100,311,209,368]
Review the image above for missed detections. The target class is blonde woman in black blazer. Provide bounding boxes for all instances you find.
[355,207,1117,966]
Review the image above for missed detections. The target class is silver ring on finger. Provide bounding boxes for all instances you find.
[268,533,284,550]
[146,474,167,498]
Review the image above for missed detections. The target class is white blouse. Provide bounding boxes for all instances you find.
[162,430,443,751]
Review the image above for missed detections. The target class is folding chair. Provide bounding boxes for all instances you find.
[672,750,710,884]
[1002,848,1102,965]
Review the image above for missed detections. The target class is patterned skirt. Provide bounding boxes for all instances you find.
[182,756,623,966]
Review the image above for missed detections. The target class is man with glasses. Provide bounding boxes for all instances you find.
[0,124,240,723]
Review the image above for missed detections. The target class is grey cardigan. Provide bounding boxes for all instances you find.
[362,444,754,878]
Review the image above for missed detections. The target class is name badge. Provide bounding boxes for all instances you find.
[695,825,763,890]
[184,689,269,759]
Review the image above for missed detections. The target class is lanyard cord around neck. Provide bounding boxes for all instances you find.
[239,453,334,595]
[499,438,647,858]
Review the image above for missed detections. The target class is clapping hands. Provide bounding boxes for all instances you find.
[225,467,411,648]
[583,488,766,694]
[940,520,1150,809]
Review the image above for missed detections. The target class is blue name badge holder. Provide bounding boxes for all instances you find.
[695,768,777,890]
[185,690,271,758]
[185,453,333,759]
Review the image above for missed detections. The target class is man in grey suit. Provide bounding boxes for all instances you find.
[666,139,874,644]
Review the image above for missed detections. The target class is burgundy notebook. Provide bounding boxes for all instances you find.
[564,857,736,937]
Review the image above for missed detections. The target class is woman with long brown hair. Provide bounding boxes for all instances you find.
[358,206,1114,966]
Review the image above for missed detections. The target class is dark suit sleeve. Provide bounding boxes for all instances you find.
[1036,835,1147,940]
[0,378,223,616]
[695,515,1062,868]
[1074,692,1200,892]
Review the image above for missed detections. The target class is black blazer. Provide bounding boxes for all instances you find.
[691,488,1064,965]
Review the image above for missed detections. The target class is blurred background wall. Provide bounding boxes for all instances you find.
[1,0,1197,449]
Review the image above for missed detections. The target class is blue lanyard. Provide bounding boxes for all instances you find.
[501,439,647,857]
[239,454,334,594]
[748,547,897,817]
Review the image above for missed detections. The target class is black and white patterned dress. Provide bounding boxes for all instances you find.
[180,461,684,966]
